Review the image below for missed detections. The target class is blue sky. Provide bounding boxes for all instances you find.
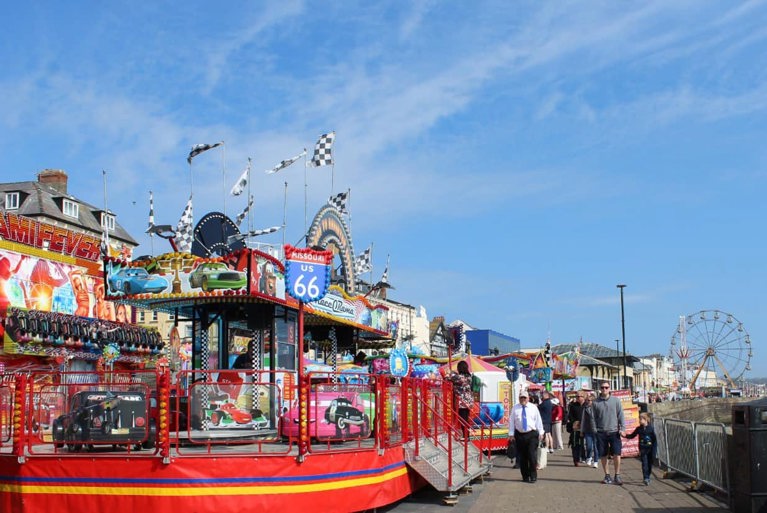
[2,2,766,378]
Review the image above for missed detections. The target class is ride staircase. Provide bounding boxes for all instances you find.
[400,380,492,502]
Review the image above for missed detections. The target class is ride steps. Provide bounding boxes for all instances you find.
[403,432,491,493]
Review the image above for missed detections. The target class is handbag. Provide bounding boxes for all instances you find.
[506,438,517,460]
[536,441,548,469]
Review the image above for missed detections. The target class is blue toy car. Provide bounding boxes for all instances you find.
[108,268,169,295]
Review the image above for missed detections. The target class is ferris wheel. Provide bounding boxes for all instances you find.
[670,310,752,390]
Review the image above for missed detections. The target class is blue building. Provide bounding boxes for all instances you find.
[465,329,520,355]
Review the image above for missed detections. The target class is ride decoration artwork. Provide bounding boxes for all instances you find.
[102,343,120,364]
[670,310,752,390]
[305,204,357,293]
[388,348,410,378]
[283,245,333,303]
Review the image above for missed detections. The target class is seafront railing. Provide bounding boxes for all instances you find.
[655,416,729,498]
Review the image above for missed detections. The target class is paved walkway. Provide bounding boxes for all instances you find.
[379,449,730,513]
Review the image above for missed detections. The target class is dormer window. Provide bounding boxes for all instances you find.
[4,192,20,210]
[101,212,116,231]
[62,199,79,218]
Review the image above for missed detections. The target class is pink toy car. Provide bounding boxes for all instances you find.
[279,391,372,441]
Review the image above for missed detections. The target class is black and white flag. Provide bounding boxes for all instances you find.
[187,141,223,164]
[235,195,254,226]
[328,190,349,214]
[309,132,335,167]
[265,150,307,174]
[251,225,281,237]
[174,196,194,253]
[231,158,251,196]
[227,225,282,245]
[380,255,390,285]
[355,247,371,274]
[147,191,155,231]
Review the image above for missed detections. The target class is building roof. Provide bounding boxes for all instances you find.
[0,171,137,245]
[554,342,641,363]
[577,354,618,369]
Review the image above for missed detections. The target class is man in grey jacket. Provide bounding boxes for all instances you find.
[592,382,626,485]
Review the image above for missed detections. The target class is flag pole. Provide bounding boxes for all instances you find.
[221,142,227,219]
[149,190,154,256]
[282,181,288,250]
[102,170,110,256]
[247,157,253,236]
[304,152,308,246]
[369,241,374,289]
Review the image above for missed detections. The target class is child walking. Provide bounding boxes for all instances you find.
[625,413,657,485]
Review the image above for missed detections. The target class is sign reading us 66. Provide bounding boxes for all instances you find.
[284,245,333,303]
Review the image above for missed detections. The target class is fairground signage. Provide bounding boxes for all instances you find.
[0,212,101,262]
[284,245,333,303]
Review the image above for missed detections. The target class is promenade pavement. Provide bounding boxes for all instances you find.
[377,448,730,513]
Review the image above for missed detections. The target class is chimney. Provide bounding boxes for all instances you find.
[37,169,68,194]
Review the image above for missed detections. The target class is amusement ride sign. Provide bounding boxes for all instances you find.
[284,245,333,303]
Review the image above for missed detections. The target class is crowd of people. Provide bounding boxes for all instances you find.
[508,382,657,486]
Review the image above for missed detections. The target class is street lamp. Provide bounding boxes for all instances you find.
[617,284,630,394]
[615,339,620,389]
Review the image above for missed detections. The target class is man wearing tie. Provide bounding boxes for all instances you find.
[509,389,545,483]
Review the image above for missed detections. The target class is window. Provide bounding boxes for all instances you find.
[5,192,20,210]
[138,311,146,323]
[101,213,115,231]
[152,311,158,322]
[63,199,79,218]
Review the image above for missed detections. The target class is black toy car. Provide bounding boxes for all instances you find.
[323,397,369,437]
[52,390,155,451]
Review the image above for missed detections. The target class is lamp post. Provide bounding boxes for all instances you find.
[617,284,630,394]
[615,339,620,390]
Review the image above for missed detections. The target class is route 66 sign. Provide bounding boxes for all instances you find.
[284,245,333,303]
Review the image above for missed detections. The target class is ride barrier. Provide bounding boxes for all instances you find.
[655,417,729,497]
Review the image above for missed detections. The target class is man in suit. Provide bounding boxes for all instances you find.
[509,389,545,483]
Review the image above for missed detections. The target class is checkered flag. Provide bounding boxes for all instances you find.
[235,195,254,226]
[265,150,307,174]
[380,255,390,285]
[147,191,154,230]
[174,196,194,253]
[230,158,251,196]
[328,190,348,214]
[187,141,223,164]
[251,226,281,237]
[355,247,371,274]
[309,132,335,167]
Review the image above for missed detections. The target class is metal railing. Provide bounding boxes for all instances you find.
[656,416,729,498]
[3,369,399,460]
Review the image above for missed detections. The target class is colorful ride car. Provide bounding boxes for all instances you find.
[205,402,253,427]
[51,390,155,451]
[279,391,373,441]
[189,262,247,291]
[107,267,169,295]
